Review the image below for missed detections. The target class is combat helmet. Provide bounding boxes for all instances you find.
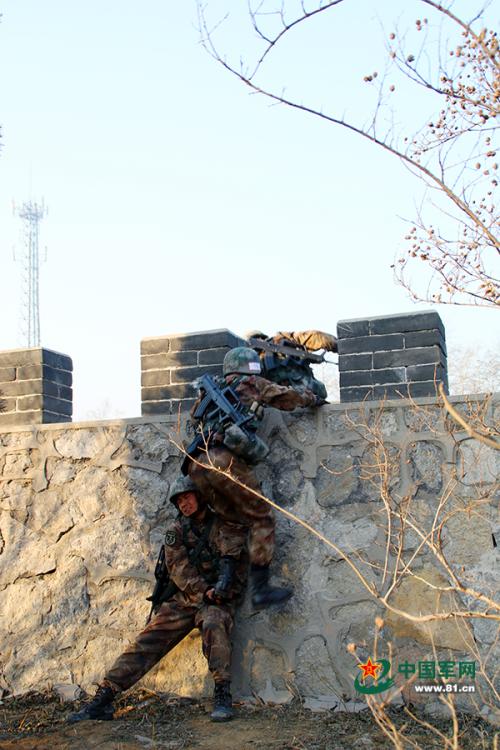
[223,347,262,376]
[168,475,199,506]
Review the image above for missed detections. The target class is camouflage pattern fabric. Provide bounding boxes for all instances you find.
[255,330,336,400]
[98,510,246,693]
[226,372,316,411]
[274,330,338,352]
[165,514,247,607]
[188,446,275,567]
[103,600,234,691]
[187,374,314,566]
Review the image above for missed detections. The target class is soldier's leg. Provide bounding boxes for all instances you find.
[103,600,196,692]
[67,600,196,723]
[188,447,274,566]
[189,449,292,608]
[196,604,234,721]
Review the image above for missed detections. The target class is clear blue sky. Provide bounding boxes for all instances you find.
[0,1,497,418]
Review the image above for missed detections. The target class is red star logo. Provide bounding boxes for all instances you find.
[358,657,382,681]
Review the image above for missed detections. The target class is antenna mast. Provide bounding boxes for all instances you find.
[14,200,47,347]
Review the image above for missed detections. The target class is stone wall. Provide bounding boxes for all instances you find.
[141,329,244,416]
[337,311,448,402]
[0,348,72,426]
[0,395,498,723]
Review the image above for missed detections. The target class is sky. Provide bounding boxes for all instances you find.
[0,0,498,419]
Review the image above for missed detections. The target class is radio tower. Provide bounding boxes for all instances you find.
[14,200,47,347]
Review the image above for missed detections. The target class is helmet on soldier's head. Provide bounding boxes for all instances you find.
[244,330,267,341]
[223,347,262,376]
[168,475,199,506]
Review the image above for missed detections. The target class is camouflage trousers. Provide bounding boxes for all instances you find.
[102,599,233,692]
[188,446,274,567]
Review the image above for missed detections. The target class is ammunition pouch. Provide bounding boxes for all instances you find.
[223,424,269,464]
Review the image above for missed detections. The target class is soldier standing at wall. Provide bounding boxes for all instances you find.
[67,477,247,724]
[185,346,321,610]
[246,329,337,401]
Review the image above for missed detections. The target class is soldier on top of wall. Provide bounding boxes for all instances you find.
[245,329,337,402]
[67,476,247,724]
[184,346,322,610]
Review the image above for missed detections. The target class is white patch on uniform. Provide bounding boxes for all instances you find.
[249,362,261,372]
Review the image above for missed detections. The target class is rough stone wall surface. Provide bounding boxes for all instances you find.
[0,396,498,723]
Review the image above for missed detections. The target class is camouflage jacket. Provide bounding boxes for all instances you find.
[164,510,247,607]
[272,330,338,353]
[224,373,316,411]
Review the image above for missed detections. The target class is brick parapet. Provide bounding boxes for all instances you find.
[140,329,245,415]
[0,348,73,426]
[337,311,448,403]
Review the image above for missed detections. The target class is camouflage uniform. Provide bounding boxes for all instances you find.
[249,329,337,401]
[187,374,315,567]
[101,512,247,692]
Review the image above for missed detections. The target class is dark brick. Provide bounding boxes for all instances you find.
[170,398,196,414]
[0,379,71,399]
[0,367,16,383]
[42,350,72,371]
[142,400,171,416]
[0,379,42,396]
[338,334,404,355]
[43,396,72,416]
[406,364,446,382]
[0,348,42,367]
[171,365,223,384]
[141,351,198,370]
[198,347,231,365]
[369,311,444,336]
[140,337,171,356]
[337,319,370,338]
[42,411,72,424]
[404,330,447,354]
[17,394,43,411]
[340,385,374,402]
[44,383,72,401]
[0,397,16,412]
[141,353,169,371]
[373,346,444,369]
[372,381,438,400]
[141,370,171,387]
[0,411,42,426]
[169,329,243,352]
[339,370,372,387]
[338,353,372,372]
[371,367,406,385]
[142,383,196,401]
[16,365,72,386]
[372,384,410,400]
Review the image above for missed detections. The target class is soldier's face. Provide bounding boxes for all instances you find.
[177,491,199,517]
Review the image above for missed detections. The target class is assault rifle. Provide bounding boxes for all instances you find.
[146,543,178,623]
[181,373,259,475]
[247,337,326,364]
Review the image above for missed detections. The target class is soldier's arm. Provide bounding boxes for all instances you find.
[276,330,338,353]
[164,523,208,604]
[235,375,316,411]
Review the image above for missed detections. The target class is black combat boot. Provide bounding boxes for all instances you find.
[250,565,293,608]
[210,680,233,722]
[66,685,116,723]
